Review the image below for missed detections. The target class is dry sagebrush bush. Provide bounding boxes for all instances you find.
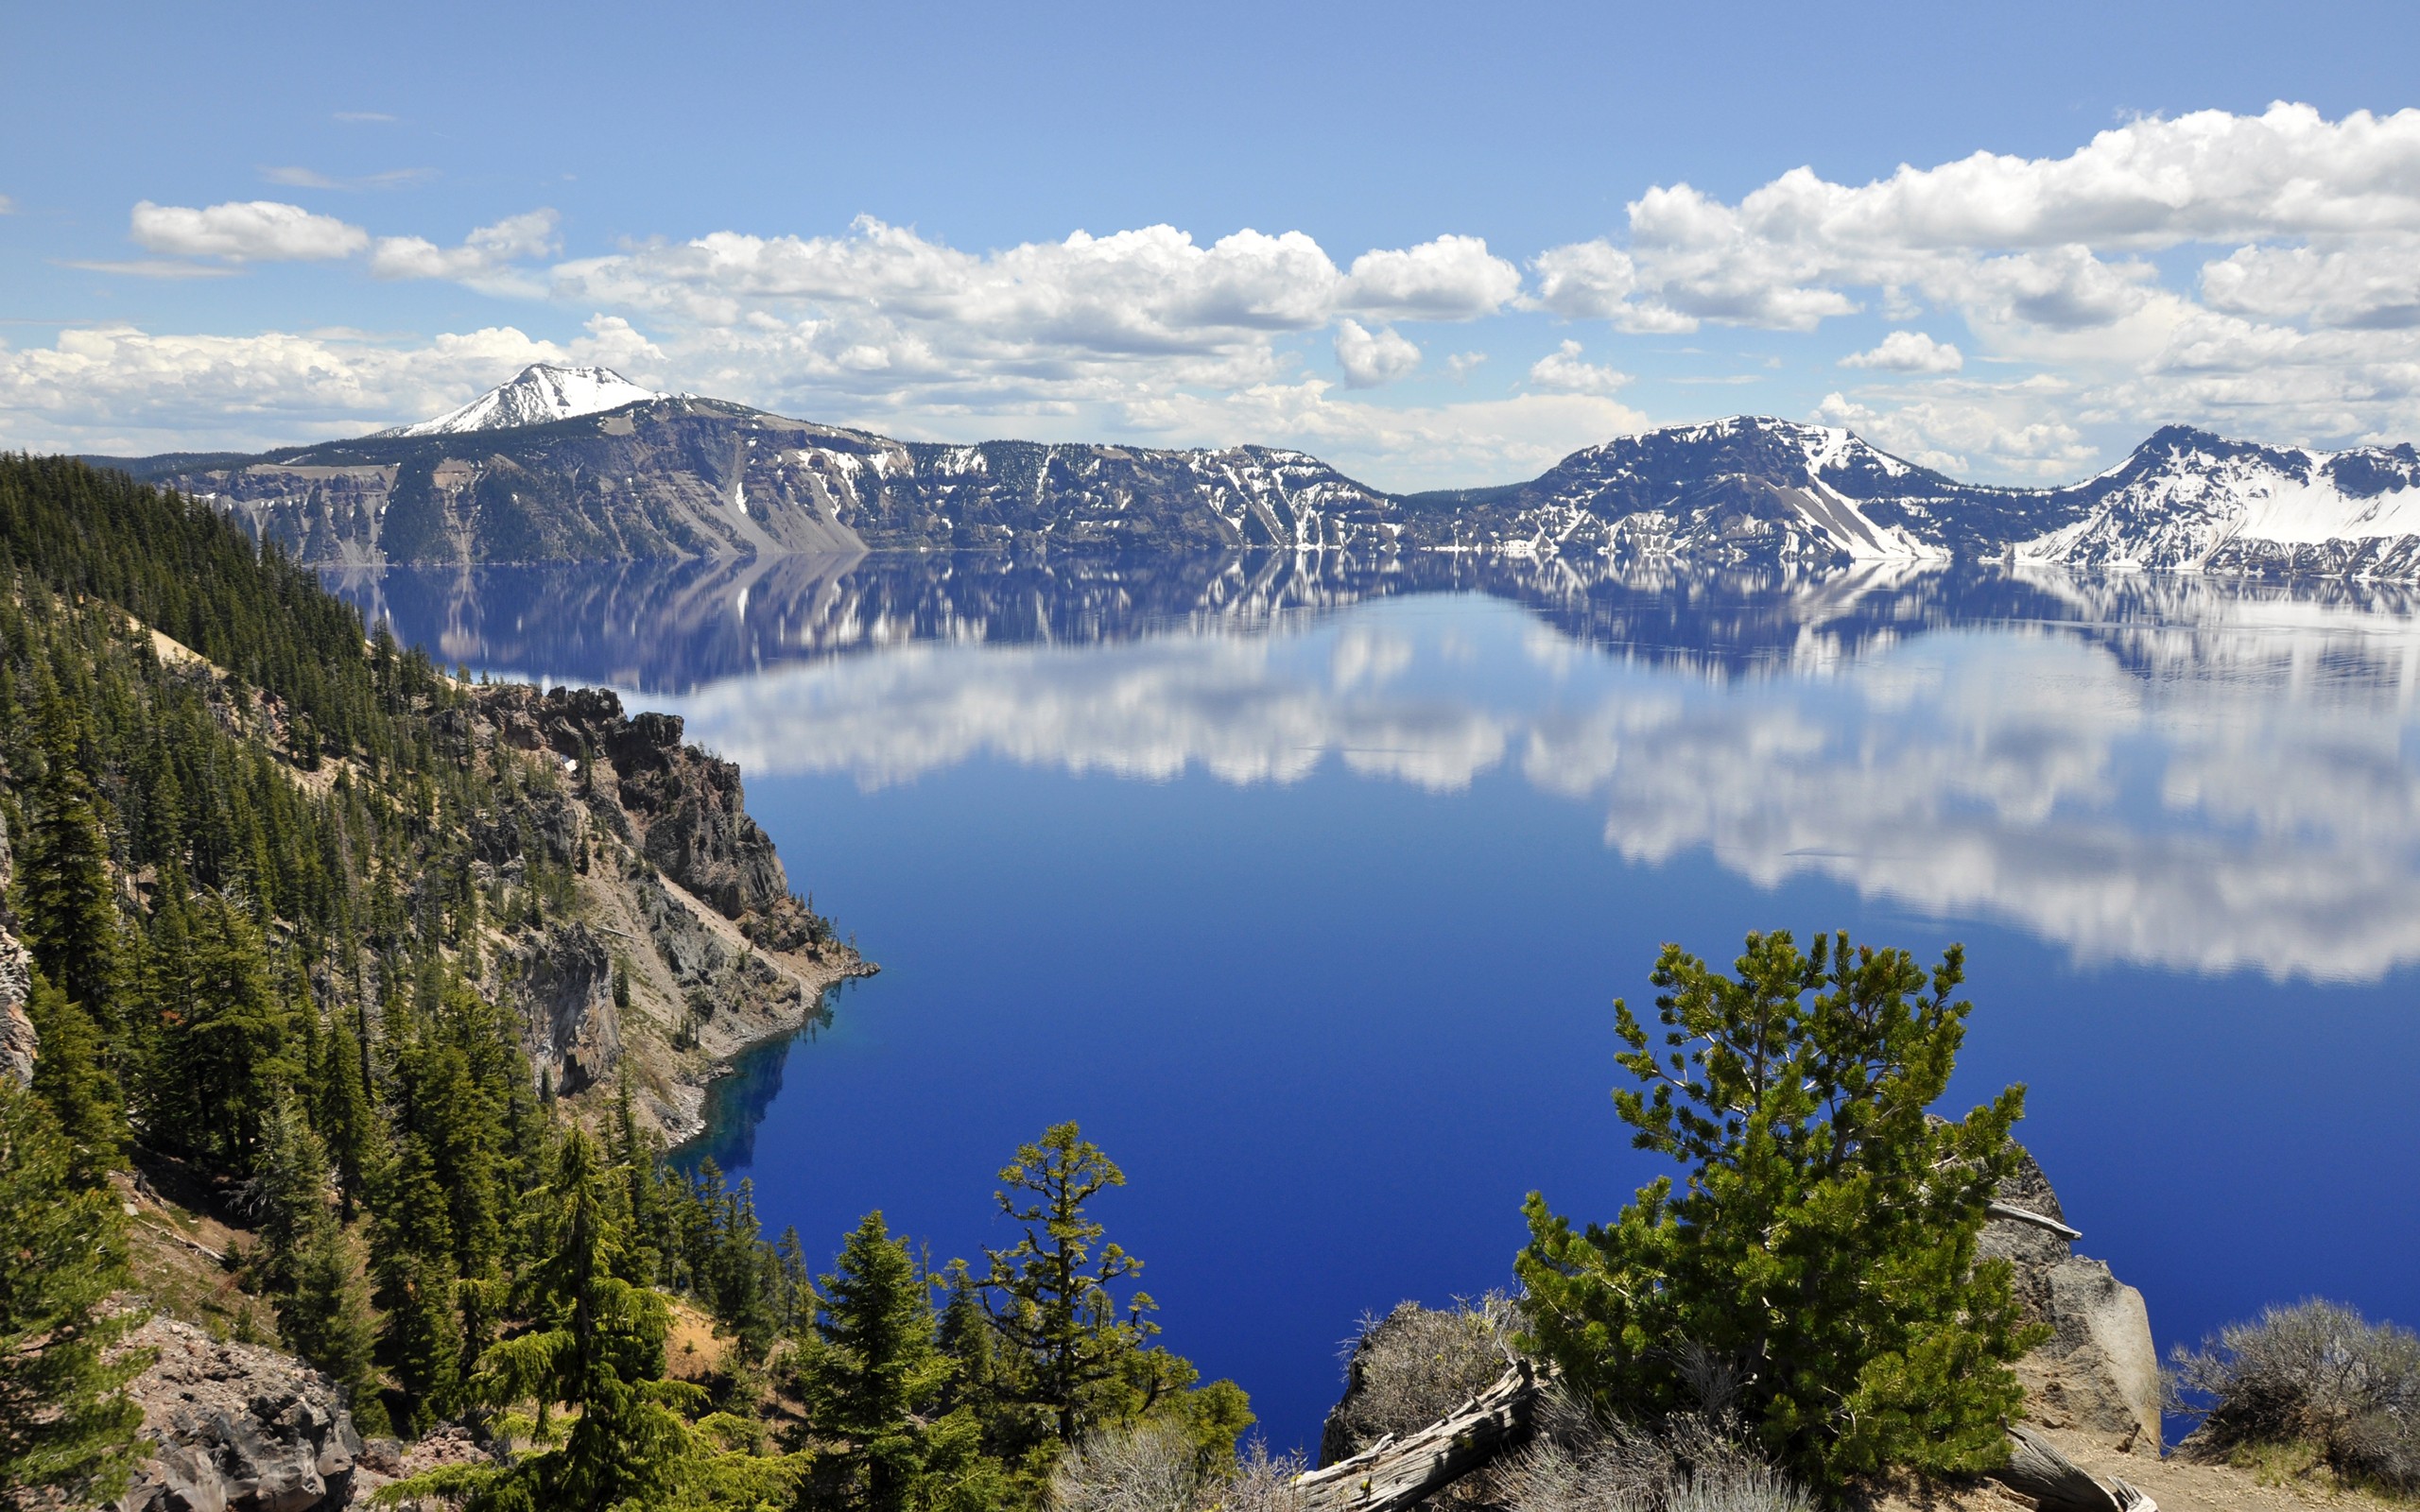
[1500,1388,1812,1512]
[1047,1424,1305,1512]
[2169,1297,2420,1496]
[1322,1295,1519,1458]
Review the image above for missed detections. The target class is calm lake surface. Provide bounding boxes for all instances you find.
[335,552,2420,1452]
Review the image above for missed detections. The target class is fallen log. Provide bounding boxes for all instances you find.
[1291,1358,1545,1510]
[1995,1422,2156,1512]
[1988,1201,2084,1242]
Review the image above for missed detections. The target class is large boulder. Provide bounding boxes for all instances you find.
[116,1317,364,1512]
[1984,1144,2164,1455]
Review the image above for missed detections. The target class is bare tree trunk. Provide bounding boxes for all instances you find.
[1291,1359,1544,1510]
[1995,1423,2157,1512]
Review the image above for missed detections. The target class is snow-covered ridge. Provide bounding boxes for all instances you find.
[2017,430,2420,573]
[382,364,663,438]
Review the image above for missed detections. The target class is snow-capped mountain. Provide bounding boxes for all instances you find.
[128,395,2420,578]
[2015,426,2420,576]
[1415,416,2072,565]
[165,394,1401,564]
[381,364,663,438]
[1484,417,1947,562]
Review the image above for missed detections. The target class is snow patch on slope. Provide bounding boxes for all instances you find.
[384,364,662,438]
[2017,438,2420,569]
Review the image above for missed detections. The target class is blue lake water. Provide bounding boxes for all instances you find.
[337,553,2420,1454]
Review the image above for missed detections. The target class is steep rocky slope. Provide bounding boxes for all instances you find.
[461,680,875,1136]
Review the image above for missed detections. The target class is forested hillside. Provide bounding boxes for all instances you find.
[0,457,1246,1510]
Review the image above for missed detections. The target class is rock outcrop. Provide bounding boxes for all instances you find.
[115,1317,365,1512]
[0,809,37,1091]
[458,681,871,1137]
[477,683,831,952]
[505,920,620,1097]
[1985,1145,2164,1455]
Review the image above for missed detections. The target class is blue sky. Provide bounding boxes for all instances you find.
[6,0,2420,488]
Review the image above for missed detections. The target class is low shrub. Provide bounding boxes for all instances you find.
[1046,1424,1305,1512]
[2169,1297,2420,1496]
[1503,1389,1812,1512]
[1322,1295,1518,1459]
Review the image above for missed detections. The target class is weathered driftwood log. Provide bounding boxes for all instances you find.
[1292,1358,1545,1510]
[1988,1200,2084,1242]
[1995,1423,2156,1512]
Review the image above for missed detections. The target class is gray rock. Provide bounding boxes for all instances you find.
[506,922,620,1097]
[0,810,35,1091]
[116,1317,364,1512]
[1988,1146,2164,1455]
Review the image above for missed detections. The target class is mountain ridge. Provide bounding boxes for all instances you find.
[94,368,2420,578]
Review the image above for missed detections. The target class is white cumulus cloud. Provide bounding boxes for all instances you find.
[1840,330,1963,372]
[1333,320,1421,388]
[1527,339,1633,394]
[371,210,562,292]
[130,199,369,262]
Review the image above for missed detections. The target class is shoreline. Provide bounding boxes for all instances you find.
[657,944,879,1148]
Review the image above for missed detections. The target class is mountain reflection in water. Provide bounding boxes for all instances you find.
[335,552,2420,982]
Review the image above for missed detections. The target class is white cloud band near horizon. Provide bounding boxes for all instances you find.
[9,102,2420,486]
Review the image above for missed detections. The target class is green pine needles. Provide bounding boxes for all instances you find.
[0,1078,147,1504]
[1517,930,2044,1492]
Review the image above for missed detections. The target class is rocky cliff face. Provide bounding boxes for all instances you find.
[125,398,2420,577]
[463,682,871,1135]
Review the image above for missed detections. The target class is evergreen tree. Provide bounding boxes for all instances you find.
[980,1123,1158,1444]
[372,1130,462,1433]
[0,1079,145,1503]
[797,1211,952,1512]
[1516,930,2043,1490]
[23,971,126,1181]
[315,1008,375,1221]
[160,894,293,1173]
[398,1132,801,1511]
[15,692,122,1033]
[251,1096,389,1436]
[285,1217,389,1438]
[932,1260,996,1417]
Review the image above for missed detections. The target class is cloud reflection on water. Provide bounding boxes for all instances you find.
[653,583,2420,982]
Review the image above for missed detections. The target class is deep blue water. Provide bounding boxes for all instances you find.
[338,554,2420,1454]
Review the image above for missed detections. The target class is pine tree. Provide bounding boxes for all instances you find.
[23,971,126,1182]
[0,1078,145,1503]
[932,1259,996,1417]
[165,895,294,1174]
[798,1211,952,1512]
[980,1123,1158,1444]
[394,1132,799,1511]
[1516,930,2043,1489]
[315,1008,375,1221]
[252,1097,390,1436]
[284,1217,389,1438]
[16,689,122,1034]
[372,1130,462,1433]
